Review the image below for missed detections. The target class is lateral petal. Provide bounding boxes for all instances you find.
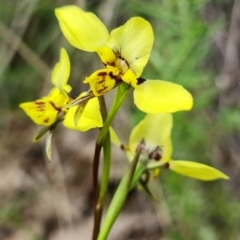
[55,6,109,52]
[134,80,193,113]
[169,160,229,181]
[51,48,71,92]
[19,99,58,126]
[19,88,68,126]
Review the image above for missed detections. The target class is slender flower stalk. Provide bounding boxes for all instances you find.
[92,83,130,239]
[97,145,142,240]
[92,96,110,240]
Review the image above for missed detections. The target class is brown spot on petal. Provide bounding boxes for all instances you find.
[44,118,50,123]
[49,101,61,112]
[35,101,45,105]
[97,86,108,94]
[35,101,45,111]
[109,71,119,81]
[97,72,107,77]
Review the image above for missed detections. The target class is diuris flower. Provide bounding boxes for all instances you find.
[55,6,193,114]
[19,48,103,132]
[20,48,71,126]
[111,113,229,181]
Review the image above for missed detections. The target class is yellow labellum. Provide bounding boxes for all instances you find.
[84,68,120,96]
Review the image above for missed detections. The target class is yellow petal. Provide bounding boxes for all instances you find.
[106,17,154,77]
[105,26,122,54]
[20,99,58,126]
[96,46,117,65]
[169,160,229,181]
[19,88,68,126]
[121,69,138,87]
[51,48,71,92]
[47,87,69,107]
[134,80,193,113]
[109,127,122,147]
[129,114,173,161]
[55,6,109,52]
[84,68,120,96]
[63,95,103,131]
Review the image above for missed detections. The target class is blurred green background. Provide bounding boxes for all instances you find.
[0,0,240,239]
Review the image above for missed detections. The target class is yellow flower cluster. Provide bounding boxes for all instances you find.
[20,5,193,131]
[111,114,228,181]
[19,5,228,180]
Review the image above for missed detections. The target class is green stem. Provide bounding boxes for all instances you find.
[92,96,109,195]
[92,96,109,240]
[92,83,130,240]
[97,83,130,144]
[97,148,142,240]
[92,132,111,240]
[129,163,146,189]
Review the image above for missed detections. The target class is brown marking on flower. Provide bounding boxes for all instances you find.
[97,86,108,94]
[148,146,162,161]
[35,101,45,112]
[98,78,105,84]
[109,71,119,81]
[44,118,50,123]
[35,101,45,106]
[97,72,107,77]
[137,77,146,85]
[165,162,170,168]
[106,62,116,67]
[136,140,163,162]
[120,144,125,150]
[49,101,61,112]
[98,80,104,85]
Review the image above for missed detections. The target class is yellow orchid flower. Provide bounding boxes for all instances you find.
[55,6,193,114]
[20,48,71,126]
[20,48,103,131]
[111,114,229,181]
